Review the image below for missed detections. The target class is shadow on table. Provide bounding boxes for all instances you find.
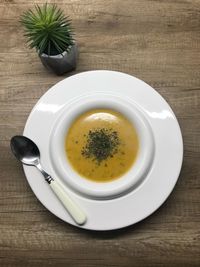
[59,203,164,239]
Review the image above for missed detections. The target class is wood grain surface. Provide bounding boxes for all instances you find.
[0,0,200,266]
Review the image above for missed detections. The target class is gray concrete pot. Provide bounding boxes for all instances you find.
[39,44,78,75]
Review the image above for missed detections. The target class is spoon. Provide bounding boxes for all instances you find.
[10,135,87,225]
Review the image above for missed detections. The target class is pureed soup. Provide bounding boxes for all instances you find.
[65,109,139,182]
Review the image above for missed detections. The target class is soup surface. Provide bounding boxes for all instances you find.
[65,109,139,182]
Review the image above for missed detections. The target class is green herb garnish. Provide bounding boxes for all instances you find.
[81,128,120,164]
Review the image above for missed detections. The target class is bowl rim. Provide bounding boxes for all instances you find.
[49,93,155,199]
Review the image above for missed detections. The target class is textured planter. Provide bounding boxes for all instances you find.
[39,44,78,75]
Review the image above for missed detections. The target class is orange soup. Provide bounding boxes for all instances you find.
[65,109,139,182]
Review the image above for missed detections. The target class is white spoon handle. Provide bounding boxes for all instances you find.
[49,179,87,225]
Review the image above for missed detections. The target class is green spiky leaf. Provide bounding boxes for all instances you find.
[20,3,74,55]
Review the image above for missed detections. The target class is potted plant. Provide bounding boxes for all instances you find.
[20,3,77,75]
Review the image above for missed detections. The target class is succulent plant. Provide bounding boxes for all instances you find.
[20,3,74,55]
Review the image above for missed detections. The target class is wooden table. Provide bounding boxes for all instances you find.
[0,1,200,266]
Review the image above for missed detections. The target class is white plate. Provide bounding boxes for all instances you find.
[23,70,183,231]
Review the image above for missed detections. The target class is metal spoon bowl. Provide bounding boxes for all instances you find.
[11,136,40,166]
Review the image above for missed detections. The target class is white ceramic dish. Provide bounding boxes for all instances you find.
[50,94,154,199]
[23,70,183,231]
